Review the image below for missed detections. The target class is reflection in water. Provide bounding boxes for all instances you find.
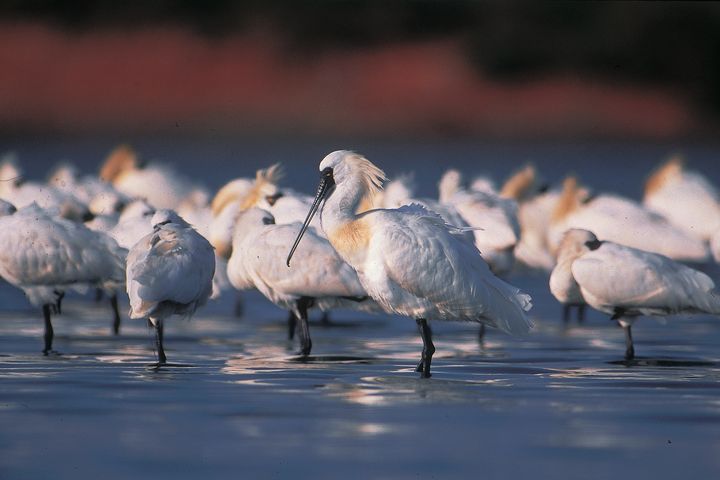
[2,251,720,478]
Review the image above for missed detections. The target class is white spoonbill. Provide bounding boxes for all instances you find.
[126,210,215,365]
[228,208,375,355]
[100,144,208,210]
[287,151,533,378]
[0,155,92,222]
[643,156,720,241]
[499,165,560,273]
[550,229,720,360]
[0,202,126,353]
[548,177,709,263]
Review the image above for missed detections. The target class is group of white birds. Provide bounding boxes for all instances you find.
[1,145,719,377]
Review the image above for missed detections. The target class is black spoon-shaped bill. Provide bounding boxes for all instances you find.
[287,168,334,267]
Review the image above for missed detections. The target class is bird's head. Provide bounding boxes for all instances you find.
[151,209,187,229]
[557,228,602,263]
[286,150,385,266]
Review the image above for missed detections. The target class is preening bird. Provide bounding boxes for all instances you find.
[126,210,215,365]
[550,229,720,360]
[287,150,533,378]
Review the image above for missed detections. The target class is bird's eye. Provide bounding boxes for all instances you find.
[322,167,333,178]
[262,216,275,225]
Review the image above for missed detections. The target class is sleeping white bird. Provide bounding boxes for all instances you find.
[548,176,709,263]
[109,200,156,250]
[550,229,720,360]
[100,144,208,210]
[0,155,92,222]
[227,208,376,355]
[287,151,533,378]
[126,210,215,365]
[0,202,126,353]
[643,156,720,241]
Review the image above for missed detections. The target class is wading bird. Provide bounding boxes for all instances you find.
[287,151,533,378]
[126,210,215,365]
[550,229,720,360]
[228,208,375,355]
[0,202,126,353]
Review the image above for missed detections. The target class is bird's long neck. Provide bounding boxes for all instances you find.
[320,179,370,267]
[320,179,365,234]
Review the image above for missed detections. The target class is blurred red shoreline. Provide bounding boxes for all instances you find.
[0,22,710,139]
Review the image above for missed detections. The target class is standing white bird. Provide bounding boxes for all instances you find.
[287,151,533,378]
[126,210,215,365]
[643,156,720,241]
[228,208,375,355]
[0,202,126,353]
[550,229,720,360]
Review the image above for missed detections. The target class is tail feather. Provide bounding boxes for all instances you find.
[482,279,534,335]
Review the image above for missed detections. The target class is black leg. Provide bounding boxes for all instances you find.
[154,320,167,365]
[110,294,121,335]
[623,324,635,361]
[296,297,313,357]
[287,310,297,341]
[42,304,54,355]
[233,293,244,318]
[478,323,486,344]
[415,318,435,378]
[94,288,104,302]
[562,304,571,324]
[54,291,65,315]
[320,311,331,325]
[577,304,586,323]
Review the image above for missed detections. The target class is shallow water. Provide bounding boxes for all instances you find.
[1,139,720,479]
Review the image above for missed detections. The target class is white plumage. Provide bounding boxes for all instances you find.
[643,156,720,241]
[100,144,208,210]
[228,208,375,354]
[0,155,91,222]
[126,209,215,364]
[548,177,709,262]
[499,165,559,272]
[550,228,720,360]
[288,151,532,377]
[376,175,475,247]
[109,200,156,250]
[438,169,521,275]
[0,203,126,352]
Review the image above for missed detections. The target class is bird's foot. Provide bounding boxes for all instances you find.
[625,347,635,362]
